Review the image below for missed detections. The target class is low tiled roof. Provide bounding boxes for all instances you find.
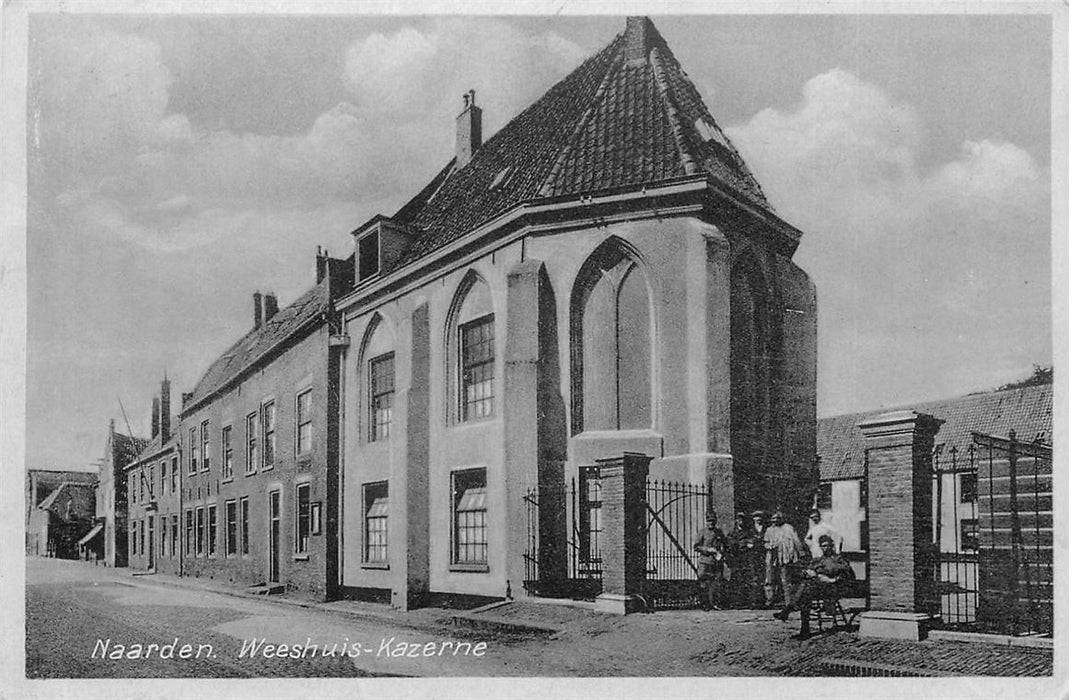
[389,16,770,269]
[37,481,97,521]
[818,384,1053,481]
[185,280,332,411]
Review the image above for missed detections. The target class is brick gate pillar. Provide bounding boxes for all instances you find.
[594,452,652,614]
[857,410,943,640]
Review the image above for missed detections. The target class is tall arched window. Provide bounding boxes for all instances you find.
[447,271,495,423]
[358,313,395,442]
[571,240,653,433]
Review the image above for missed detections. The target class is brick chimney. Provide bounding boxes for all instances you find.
[264,292,279,322]
[253,291,263,329]
[151,397,160,439]
[456,89,482,169]
[625,16,653,65]
[159,376,171,443]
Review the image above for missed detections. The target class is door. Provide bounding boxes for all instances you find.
[147,516,155,570]
[268,490,281,583]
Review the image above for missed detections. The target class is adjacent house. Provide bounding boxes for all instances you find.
[26,472,98,559]
[173,258,351,598]
[334,16,816,608]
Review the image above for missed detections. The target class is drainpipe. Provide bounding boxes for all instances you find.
[175,439,184,579]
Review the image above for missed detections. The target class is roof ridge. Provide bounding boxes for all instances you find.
[538,42,624,198]
[649,45,699,177]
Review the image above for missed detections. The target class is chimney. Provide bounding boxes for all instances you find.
[316,246,327,283]
[625,16,653,65]
[151,397,160,439]
[159,376,171,443]
[253,291,263,329]
[455,89,482,169]
[264,292,279,321]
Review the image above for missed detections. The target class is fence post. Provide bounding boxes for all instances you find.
[594,452,652,614]
[857,410,943,640]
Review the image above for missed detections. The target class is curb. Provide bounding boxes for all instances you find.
[449,611,562,636]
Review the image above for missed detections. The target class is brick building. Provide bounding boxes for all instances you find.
[334,17,817,607]
[171,257,351,598]
[26,472,98,559]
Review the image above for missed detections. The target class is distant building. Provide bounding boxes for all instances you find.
[27,479,97,559]
[816,383,1053,574]
[25,468,96,531]
[97,421,149,567]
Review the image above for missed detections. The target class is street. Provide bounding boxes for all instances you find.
[25,558,506,678]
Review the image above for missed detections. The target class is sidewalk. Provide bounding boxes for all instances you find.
[120,566,1053,677]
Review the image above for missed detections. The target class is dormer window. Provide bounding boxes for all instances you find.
[357,229,380,282]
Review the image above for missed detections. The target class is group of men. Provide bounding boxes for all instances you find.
[693,507,854,638]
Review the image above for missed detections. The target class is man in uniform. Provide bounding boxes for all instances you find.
[774,534,856,638]
[726,511,760,608]
[694,511,727,610]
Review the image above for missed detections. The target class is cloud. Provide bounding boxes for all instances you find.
[726,69,1050,413]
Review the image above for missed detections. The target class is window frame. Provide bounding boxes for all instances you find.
[240,496,250,555]
[170,514,178,558]
[222,425,234,480]
[207,504,218,557]
[295,482,311,555]
[458,314,495,423]
[200,420,210,472]
[189,427,198,475]
[450,467,489,570]
[171,457,178,492]
[185,509,194,556]
[296,389,313,457]
[362,481,389,566]
[195,506,205,556]
[262,400,276,471]
[245,412,259,474]
[225,499,238,556]
[368,353,395,442]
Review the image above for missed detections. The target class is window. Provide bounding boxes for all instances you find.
[452,468,488,566]
[129,474,135,504]
[296,389,313,456]
[960,471,978,503]
[161,516,167,557]
[225,500,237,556]
[816,482,833,510]
[201,421,210,471]
[171,514,178,558]
[131,521,138,557]
[171,457,178,492]
[189,427,198,474]
[240,497,250,555]
[185,510,194,555]
[295,483,311,554]
[149,466,155,499]
[369,353,395,441]
[572,242,652,432]
[207,505,218,556]
[859,519,869,552]
[357,230,380,281]
[246,412,258,474]
[139,469,145,502]
[460,316,495,421]
[140,518,145,557]
[262,402,276,469]
[221,426,233,479]
[960,518,980,551]
[160,460,167,495]
[363,482,388,564]
[195,507,205,556]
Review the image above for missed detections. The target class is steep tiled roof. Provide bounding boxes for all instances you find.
[131,431,177,465]
[37,481,97,521]
[185,280,331,410]
[112,432,150,467]
[390,16,770,268]
[818,384,1053,481]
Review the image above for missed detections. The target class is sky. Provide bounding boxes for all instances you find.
[21,11,1053,470]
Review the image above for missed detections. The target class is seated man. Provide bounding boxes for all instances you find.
[773,534,855,638]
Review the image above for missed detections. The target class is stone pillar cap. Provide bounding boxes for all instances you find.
[858,409,944,431]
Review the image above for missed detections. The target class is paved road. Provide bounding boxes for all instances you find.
[25,558,501,678]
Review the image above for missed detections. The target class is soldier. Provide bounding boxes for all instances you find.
[763,510,807,609]
[726,511,760,608]
[694,511,727,610]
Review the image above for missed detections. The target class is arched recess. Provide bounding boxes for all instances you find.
[570,237,654,434]
[357,312,396,443]
[445,270,496,424]
[730,252,773,495]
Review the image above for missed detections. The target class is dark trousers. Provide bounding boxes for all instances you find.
[697,563,724,608]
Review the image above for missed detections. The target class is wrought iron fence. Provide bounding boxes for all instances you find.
[645,479,707,580]
[934,431,1052,636]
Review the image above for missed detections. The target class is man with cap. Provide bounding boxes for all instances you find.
[726,511,760,608]
[694,510,727,610]
[804,508,843,560]
[762,510,807,609]
[774,533,856,638]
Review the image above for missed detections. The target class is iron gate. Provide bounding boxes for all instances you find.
[934,431,1052,636]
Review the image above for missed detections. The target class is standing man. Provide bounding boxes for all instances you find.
[694,511,727,610]
[727,512,759,608]
[763,510,807,609]
[804,508,843,560]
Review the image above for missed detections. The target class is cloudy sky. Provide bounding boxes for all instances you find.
[22,12,1052,469]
